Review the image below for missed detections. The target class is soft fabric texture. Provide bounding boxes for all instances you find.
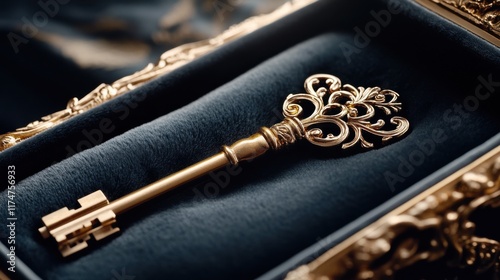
[0,0,499,279]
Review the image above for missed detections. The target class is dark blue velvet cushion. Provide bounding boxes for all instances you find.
[0,0,499,279]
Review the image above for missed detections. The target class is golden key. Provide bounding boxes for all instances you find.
[39,74,410,257]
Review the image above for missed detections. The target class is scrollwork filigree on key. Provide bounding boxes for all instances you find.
[270,74,410,149]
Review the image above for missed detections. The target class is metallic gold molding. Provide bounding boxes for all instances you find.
[285,145,500,279]
[415,0,500,47]
[0,0,317,152]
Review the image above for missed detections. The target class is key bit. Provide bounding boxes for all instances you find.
[39,190,119,257]
[39,74,410,257]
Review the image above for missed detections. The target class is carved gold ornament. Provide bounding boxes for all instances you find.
[285,145,500,280]
[273,74,409,149]
[416,0,500,47]
[0,0,317,152]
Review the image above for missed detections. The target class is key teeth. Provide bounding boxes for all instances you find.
[93,209,120,240]
[56,220,120,257]
[39,226,50,239]
[41,207,73,228]
[77,190,108,207]
[93,224,120,241]
[38,190,121,257]
[60,235,91,257]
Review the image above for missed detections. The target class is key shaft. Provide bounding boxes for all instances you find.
[38,133,271,256]
[112,132,271,214]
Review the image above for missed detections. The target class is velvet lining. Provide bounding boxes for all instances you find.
[0,0,498,279]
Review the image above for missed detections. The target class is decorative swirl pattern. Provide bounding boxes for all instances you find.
[275,74,409,149]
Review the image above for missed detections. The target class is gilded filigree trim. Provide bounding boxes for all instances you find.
[438,0,499,37]
[0,0,317,152]
[285,145,500,280]
[416,0,500,47]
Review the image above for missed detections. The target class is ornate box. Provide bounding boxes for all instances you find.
[0,0,498,279]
